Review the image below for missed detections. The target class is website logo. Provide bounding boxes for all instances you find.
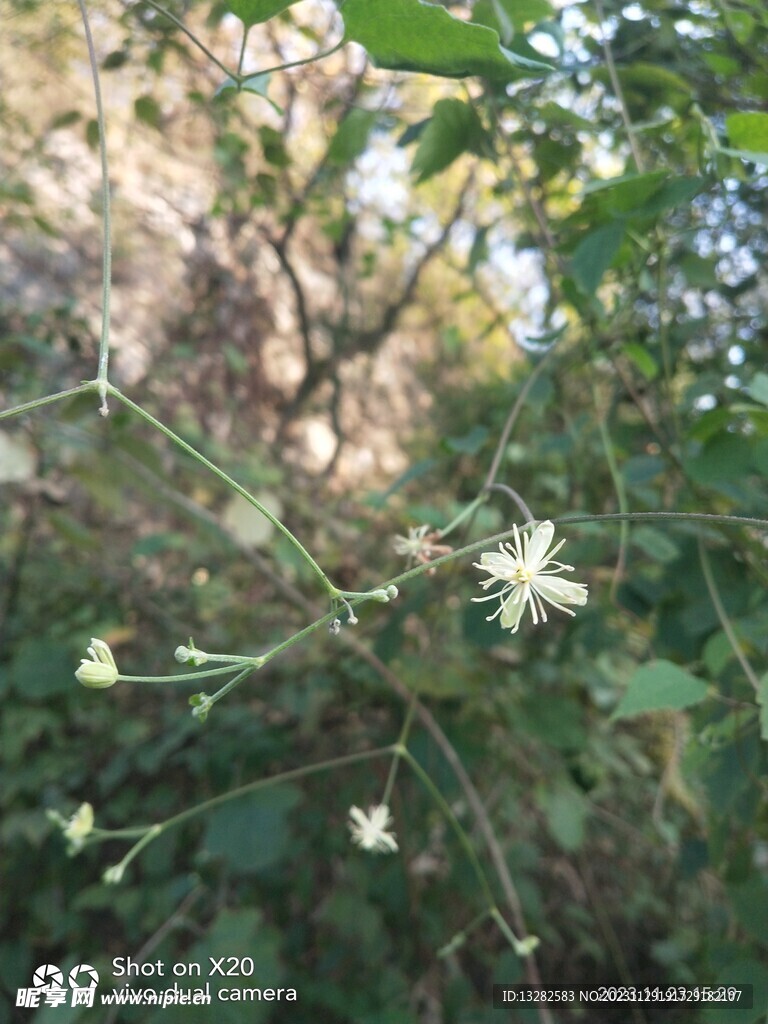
[17,964,99,1009]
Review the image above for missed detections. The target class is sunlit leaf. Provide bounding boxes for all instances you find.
[411,98,488,181]
[225,0,300,27]
[341,0,554,79]
[327,108,377,166]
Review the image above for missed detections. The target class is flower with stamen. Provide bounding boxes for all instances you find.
[393,524,432,560]
[473,521,587,634]
[348,804,398,854]
[393,524,452,571]
[75,638,119,688]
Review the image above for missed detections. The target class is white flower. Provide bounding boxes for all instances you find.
[472,521,588,634]
[393,524,431,559]
[75,638,119,688]
[47,802,95,854]
[348,804,398,854]
[393,524,452,571]
[63,802,94,852]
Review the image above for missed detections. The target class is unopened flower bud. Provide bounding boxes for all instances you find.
[174,645,208,666]
[76,639,119,689]
[103,863,125,885]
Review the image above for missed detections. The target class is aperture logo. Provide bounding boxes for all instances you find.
[17,963,99,1009]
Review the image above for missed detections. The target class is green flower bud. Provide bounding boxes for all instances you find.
[103,863,125,885]
[174,645,208,666]
[76,638,119,689]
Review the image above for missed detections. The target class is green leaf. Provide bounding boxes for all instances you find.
[203,785,301,872]
[537,785,587,851]
[369,457,439,507]
[677,252,719,289]
[134,95,162,130]
[685,434,754,486]
[10,641,73,699]
[631,526,679,564]
[444,425,489,455]
[757,673,768,742]
[225,0,299,27]
[570,221,624,294]
[582,170,668,212]
[718,145,768,167]
[727,112,768,151]
[622,341,658,380]
[612,660,709,719]
[327,108,377,166]
[633,176,705,219]
[214,74,282,114]
[341,0,554,80]
[471,0,514,45]
[85,118,100,150]
[411,98,487,181]
[748,371,768,407]
[491,0,554,31]
[535,100,595,133]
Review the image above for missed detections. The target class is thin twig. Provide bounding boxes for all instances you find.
[592,0,645,173]
[699,540,761,694]
[76,0,112,415]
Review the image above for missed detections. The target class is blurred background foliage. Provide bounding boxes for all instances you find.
[1,0,768,1020]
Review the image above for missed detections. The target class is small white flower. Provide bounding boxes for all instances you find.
[393,524,432,559]
[473,521,588,634]
[63,802,94,852]
[75,638,119,688]
[348,804,398,854]
[393,525,452,571]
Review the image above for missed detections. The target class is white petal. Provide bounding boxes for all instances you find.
[534,577,588,608]
[525,520,555,569]
[499,586,527,632]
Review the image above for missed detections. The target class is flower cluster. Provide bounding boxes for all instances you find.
[473,521,587,633]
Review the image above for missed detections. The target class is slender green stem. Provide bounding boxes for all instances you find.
[257,39,344,77]
[382,700,418,806]
[439,494,488,539]
[656,241,681,444]
[76,0,112,415]
[101,746,396,878]
[486,483,533,523]
[483,349,556,490]
[0,382,95,421]
[237,25,250,76]
[194,509,768,710]
[401,749,530,953]
[193,664,255,714]
[490,907,535,957]
[138,1,342,84]
[400,746,495,907]
[438,908,493,957]
[698,540,761,694]
[593,0,645,173]
[140,0,235,79]
[593,386,629,599]
[116,665,247,684]
[107,385,334,594]
[386,511,768,592]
